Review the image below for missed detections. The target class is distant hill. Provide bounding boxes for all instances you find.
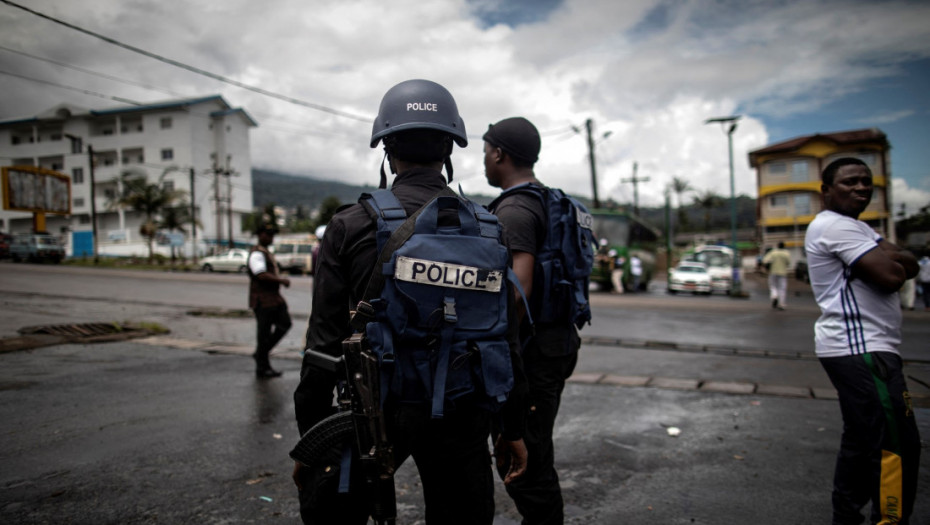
[251,168,498,209]
[252,168,377,210]
[251,168,756,232]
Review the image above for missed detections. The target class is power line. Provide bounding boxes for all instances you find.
[0,69,142,105]
[0,44,187,98]
[1,0,372,123]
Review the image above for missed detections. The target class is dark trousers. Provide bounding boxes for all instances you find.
[298,404,495,525]
[503,343,578,525]
[253,303,291,371]
[820,352,921,524]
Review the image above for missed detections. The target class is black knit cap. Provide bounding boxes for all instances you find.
[482,117,540,165]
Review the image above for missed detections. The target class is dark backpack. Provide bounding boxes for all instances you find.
[358,187,516,418]
[490,183,596,329]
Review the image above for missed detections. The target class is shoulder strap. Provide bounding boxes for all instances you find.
[353,187,458,327]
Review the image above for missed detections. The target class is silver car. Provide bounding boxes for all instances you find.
[200,248,250,273]
[667,262,712,295]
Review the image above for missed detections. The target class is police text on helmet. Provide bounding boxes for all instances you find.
[407,102,438,112]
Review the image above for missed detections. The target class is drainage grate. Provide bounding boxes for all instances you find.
[19,323,129,338]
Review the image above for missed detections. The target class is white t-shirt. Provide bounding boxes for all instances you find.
[248,250,268,275]
[630,256,642,276]
[804,210,901,358]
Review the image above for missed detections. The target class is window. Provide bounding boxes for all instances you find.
[794,194,811,215]
[72,167,84,184]
[769,196,788,207]
[767,162,786,175]
[163,180,174,192]
[79,215,90,224]
[160,117,172,129]
[790,161,808,182]
[73,197,85,207]
[161,148,174,161]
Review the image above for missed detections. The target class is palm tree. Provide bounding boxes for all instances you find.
[671,176,692,231]
[108,168,188,262]
[161,203,199,265]
[692,190,724,233]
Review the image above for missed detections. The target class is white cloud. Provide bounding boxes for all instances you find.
[891,178,930,219]
[2,0,929,208]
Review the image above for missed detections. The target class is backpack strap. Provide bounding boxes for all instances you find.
[358,187,458,311]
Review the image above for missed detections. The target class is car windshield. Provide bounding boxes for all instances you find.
[677,265,706,273]
[37,237,59,246]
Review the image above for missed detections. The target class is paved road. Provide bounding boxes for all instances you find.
[1,262,928,523]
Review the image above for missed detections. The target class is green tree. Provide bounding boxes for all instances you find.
[692,190,724,233]
[161,203,200,264]
[244,203,280,235]
[312,196,342,230]
[107,168,187,263]
[671,176,692,231]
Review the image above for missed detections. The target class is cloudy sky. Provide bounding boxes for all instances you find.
[1,0,929,214]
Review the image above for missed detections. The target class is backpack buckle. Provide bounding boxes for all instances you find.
[443,297,457,323]
[350,301,376,331]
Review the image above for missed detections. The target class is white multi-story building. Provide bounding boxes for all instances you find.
[0,95,256,258]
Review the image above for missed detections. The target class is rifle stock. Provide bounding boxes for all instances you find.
[294,331,396,524]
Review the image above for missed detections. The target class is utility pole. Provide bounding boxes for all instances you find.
[705,115,742,297]
[585,118,601,209]
[621,162,650,215]
[213,165,223,251]
[665,188,673,282]
[224,155,235,249]
[88,145,98,264]
[189,167,197,264]
[226,171,234,249]
[64,134,98,264]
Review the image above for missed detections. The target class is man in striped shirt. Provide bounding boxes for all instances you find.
[805,157,920,524]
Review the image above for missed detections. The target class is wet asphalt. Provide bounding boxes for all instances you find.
[0,263,928,524]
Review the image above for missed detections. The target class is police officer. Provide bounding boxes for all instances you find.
[483,117,580,525]
[247,222,291,378]
[292,79,527,525]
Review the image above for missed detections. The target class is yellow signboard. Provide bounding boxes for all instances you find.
[2,165,72,215]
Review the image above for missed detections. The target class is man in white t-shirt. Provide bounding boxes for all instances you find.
[805,157,920,524]
[629,254,643,292]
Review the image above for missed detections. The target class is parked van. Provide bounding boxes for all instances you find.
[10,233,66,263]
[274,239,316,275]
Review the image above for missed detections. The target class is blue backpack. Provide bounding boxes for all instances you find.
[490,183,596,330]
[357,187,518,418]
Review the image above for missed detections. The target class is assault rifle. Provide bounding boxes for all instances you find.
[290,305,396,525]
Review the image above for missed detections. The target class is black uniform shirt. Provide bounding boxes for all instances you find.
[295,168,526,440]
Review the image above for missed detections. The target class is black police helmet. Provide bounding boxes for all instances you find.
[370,79,467,149]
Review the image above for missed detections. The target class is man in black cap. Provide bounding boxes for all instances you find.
[484,117,580,525]
[247,222,291,378]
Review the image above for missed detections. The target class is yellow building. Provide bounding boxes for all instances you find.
[749,128,892,264]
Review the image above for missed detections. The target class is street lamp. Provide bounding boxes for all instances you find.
[64,134,98,264]
[704,115,742,296]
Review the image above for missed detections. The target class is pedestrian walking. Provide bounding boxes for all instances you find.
[804,157,921,524]
[629,254,643,292]
[292,79,527,525]
[762,241,791,309]
[483,116,595,525]
[247,222,292,378]
[917,255,930,311]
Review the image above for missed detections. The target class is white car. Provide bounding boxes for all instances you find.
[200,248,251,273]
[667,262,712,295]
